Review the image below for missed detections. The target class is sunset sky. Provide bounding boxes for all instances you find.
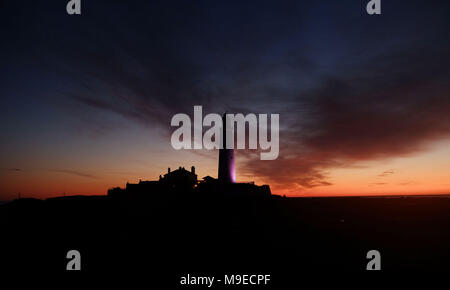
[1,0,449,200]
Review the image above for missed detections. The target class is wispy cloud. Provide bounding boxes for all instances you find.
[369,182,388,186]
[1,168,22,172]
[20,0,449,193]
[48,169,98,179]
[378,170,395,177]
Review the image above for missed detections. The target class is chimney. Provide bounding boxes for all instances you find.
[191,166,195,174]
[168,167,171,173]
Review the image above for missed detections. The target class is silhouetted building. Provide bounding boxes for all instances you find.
[160,166,197,189]
[107,147,270,197]
[108,187,125,196]
[197,179,271,197]
[127,180,160,192]
[202,176,217,183]
[108,166,198,197]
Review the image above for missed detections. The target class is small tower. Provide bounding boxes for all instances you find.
[218,113,235,183]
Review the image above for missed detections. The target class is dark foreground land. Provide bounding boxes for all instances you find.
[0,193,449,284]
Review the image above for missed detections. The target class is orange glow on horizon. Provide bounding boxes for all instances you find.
[2,139,450,200]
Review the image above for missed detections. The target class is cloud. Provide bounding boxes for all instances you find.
[26,1,449,193]
[378,170,395,177]
[49,169,98,180]
[398,181,414,186]
[68,42,450,193]
[240,45,450,192]
[2,168,98,180]
[369,183,388,186]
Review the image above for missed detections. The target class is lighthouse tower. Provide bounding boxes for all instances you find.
[218,114,235,183]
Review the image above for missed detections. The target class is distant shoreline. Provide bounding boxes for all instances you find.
[1,193,450,205]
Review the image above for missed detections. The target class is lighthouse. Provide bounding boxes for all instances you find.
[218,114,236,183]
